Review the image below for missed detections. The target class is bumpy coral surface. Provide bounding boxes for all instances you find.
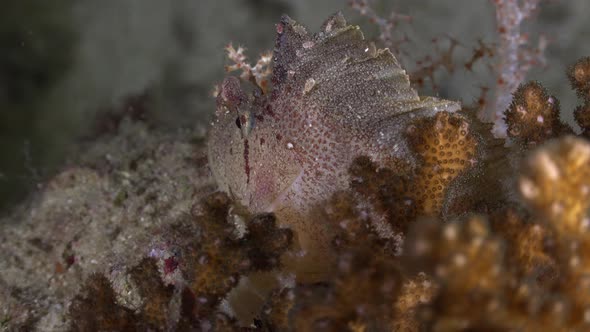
[568,56,590,99]
[505,81,571,144]
[406,111,478,215]
[570,57,590,137]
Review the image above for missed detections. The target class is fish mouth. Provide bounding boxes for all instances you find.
[261,167,305,214]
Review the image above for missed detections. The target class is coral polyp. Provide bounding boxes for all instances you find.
[504,81,572,145]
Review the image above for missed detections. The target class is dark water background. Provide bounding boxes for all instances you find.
[1,0,588,214]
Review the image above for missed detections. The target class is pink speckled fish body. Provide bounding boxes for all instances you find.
[208,13,460,273]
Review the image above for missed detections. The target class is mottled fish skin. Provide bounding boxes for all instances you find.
[208,13,460,273]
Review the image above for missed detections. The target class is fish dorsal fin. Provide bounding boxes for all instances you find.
[319,12,348,34]
[270,13,459,130]
[271,15,308,90]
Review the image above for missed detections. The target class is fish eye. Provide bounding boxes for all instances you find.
[235,116,242,129]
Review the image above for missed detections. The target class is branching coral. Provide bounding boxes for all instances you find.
[346,111,479,232]
[246,139,578,330]
[569,57,590,137]
[68,192,293,331]
[402,216,572,331]
[518,136,590,235]
[347,156,416,237]
[395,136,590,331]
[406,112,479,216]
[182,193,291,305]
[323,111,479,250]
[504,81,572,145]
[404,217,514,331]
[489,208,557,282]
[278,189,402,332]
[391,272,436,332]
[128,258,176,330]
[289,248,402,332]
[574,102,590,138]
[568,56,590,100]
[69,274,138,331]
[70,258,178,331]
